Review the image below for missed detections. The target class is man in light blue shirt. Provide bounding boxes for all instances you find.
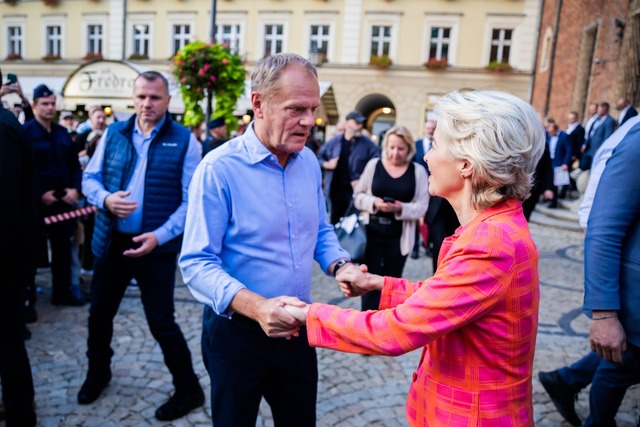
[79,71,204,422]
[179,53,353,426]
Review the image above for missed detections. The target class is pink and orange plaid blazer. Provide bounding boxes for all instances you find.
[307,199,539,426]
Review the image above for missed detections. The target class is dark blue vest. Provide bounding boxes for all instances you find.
[92,113,190,258]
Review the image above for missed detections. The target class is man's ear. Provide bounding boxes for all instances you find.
[251,92,264,119]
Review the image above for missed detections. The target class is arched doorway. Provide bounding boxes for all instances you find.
[355,93,396,145]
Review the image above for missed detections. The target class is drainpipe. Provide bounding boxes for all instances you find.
[544,0,563,116]
[122,0,127,61]
[530,0,544,105]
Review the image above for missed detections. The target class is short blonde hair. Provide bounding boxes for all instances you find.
[434,90,545,210]
[381,125,416,161]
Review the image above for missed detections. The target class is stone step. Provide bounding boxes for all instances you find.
[530,198,582,232]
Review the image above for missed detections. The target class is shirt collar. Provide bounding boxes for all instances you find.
[243,122,303,165]
[133,114,167,139]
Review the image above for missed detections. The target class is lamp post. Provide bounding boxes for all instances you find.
[206,0,217,121]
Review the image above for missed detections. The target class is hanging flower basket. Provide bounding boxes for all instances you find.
[369,54,392,69]
[43,0,59,5]
[172,40,246,129]
[128,53,149,60]
[5,52,22,60]
[486,61,514,73]
[424,57,449,70]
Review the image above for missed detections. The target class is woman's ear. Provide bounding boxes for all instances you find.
[460,160,473,178]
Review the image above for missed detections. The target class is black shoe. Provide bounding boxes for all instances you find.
[78,371,112,404]
[51,294,86,307]
[411,249,420,259]
[539,370,581,426]
[155,386,205,421]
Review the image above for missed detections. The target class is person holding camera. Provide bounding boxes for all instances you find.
[23,84,85,306]
[352,125,429,310]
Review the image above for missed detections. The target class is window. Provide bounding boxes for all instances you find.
[46,25,62,56]
[216,24,241,54]
[7,26,22,55]
[310,25,330,53]
[172,24,191,55]
[264,24,284,56]
[370,25,391,56]
[429,27,450,60]
[133,24,150,56]
[87,24,103,54]
[490,28,513,63]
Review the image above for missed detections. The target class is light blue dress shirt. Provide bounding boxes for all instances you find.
[578,115,640,227]
[82,116,202,246]
[179,123,349,315]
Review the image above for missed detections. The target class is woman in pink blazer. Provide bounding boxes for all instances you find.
[287,90,546,426]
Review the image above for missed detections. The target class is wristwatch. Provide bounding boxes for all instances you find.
[332,259,350,277]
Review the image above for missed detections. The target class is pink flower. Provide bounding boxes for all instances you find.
[222,58,229,65]
[210,76,217,82]
[180,77,187,83]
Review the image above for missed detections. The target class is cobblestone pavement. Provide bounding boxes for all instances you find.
[3,222,639,427]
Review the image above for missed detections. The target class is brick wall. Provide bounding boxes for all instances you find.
[531,0,631,128]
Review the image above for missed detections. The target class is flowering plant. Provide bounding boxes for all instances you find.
[42,53,61,61]
[486,61,514,73]
[369,54,392,68]
[6,52,22,60]
[172,41,246,128]
[424,57,448,70]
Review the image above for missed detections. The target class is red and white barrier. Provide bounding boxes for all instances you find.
[44,206,98,225]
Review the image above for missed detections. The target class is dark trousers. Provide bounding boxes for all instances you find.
[39,213,76,301]
[329,188,353,225]
[361,230,407,311]
[557,351,601,392]
[86,233,197,389]
[202,307,318,427]
[80,212,95,271]
[0,280,36,427]
[585,344,640,427]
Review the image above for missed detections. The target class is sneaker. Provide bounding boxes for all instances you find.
[538,370,581,426]
[155,386,205,421]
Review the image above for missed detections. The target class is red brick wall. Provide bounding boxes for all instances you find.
[531,0,629,128]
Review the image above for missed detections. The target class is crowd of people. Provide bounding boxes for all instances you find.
[1,53,639,427]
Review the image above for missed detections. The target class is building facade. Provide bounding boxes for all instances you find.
[530,0,640,128]
[1,0,541,140]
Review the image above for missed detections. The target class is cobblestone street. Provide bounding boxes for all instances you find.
[3,222,639,426]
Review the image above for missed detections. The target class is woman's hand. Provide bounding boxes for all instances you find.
[336,264,384,297]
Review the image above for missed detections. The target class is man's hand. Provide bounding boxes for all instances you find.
[255,296,306,338]
[336,263,383,297]
[590,312,627,363]
[60,188,80,205]
[41,190,58,206]
[123,232,158,258]
[323,157,339,170]
[105,191,137,218]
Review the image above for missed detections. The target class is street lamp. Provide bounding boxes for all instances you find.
[207,0,217,121]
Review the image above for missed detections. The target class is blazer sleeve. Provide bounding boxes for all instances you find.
[307,221,516,356]
[584,125,640,312]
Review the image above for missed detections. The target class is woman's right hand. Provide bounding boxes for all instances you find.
[336,264,384,297]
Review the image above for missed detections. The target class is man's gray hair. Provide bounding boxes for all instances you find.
[435,90,545,209]
[251,53,317,97]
